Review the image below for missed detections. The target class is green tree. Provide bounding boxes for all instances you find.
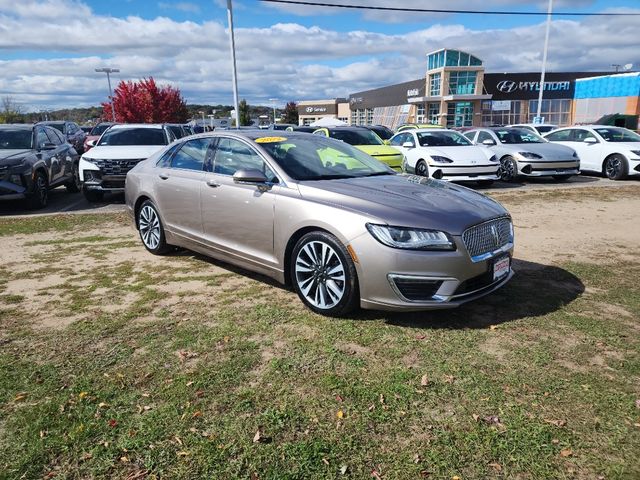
[282,101,299,125]
[0,96,24,123]
[238,99,252,126]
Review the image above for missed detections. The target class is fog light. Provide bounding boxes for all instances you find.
[9,174,22,186]
[84,170,102,182]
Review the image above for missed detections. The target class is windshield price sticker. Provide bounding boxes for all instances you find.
[255,137,287,143]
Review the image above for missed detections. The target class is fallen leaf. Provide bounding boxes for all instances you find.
[419,470,431,477]
[223,336,230,343]
[371,469,382,480]
[141,393,150,398]
[483,415,502,425]
[192,411,202,419]
[78,391,89,400]
[177,451,189,457]
[552,438,560,444]
[340,465,348,475]
[186,381,194,387]
[443,375,455,384]
[98,402,109,409]
[174,436,183,446]
[120,456,129,463]
[544,419,567,427]
[336,410,344,419]
[379,394,385,404]
[368,404,375,411]
[336,395,344,402]
[322,458,330,465]
[415,334,426,340]
[253,427,272,443]
[420,374,429,387]
[489,325,498,330]
[560,448,573,458]
[81,453,92,461]
[250,473,259,480]
[636,399,640,409]
[488,462,502,471]
[472,414,480,422]
[452,477,461,480]
[195,389,205,398]
[39,430,47,439]
[413,453,421,464]
[13,392,28,402]
[143,405,152,411]
[108,419,118,428]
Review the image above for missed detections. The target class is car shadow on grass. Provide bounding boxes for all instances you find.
[366,259,585,329]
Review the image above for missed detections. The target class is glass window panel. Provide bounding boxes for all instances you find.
[171,138,210,171]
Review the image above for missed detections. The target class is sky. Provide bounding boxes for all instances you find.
[1,0,639,112]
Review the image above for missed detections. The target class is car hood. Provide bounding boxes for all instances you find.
[356,145,403,157]
[0,149,32,164]
[419,145,493,163]
[82,145,165,160]
[503,142,575,160]
[297,174,508,235]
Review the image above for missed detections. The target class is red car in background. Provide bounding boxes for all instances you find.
[83,122,116,152]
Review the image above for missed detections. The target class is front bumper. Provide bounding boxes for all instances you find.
[516,159,580,177]
[436,164,499,182]
[350,232,514,312]
[80,158,126,192]
[0,166,33,201]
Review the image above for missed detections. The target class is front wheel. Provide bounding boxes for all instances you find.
[137,200,171,255]
[66,162,81,193]
[604,155,628,180]
[499,156,518,182]
[415,160,429,177]
[291,232,359,316]
[27,171,48,210]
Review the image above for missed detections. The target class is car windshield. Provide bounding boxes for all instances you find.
[416,131,471,147]
[90,124,112,136]
[535,125,556,134]
[495,128,544,144]
[256,135,394,181]
[594,127,640,143]
[0,129,32,149]
[98,128,167,146]
[328,129,384,146]
[370,126,393,140]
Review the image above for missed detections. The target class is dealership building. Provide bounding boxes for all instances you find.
[299,49,640,130]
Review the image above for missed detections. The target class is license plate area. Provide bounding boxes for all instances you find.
[493,255,510,281]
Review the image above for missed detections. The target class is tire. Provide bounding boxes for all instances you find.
[499,156,518,182]
[476,180,494,187]
[603,154,628,180]
[137,200,171,255]
[291,231,359,316]
[65,162,81,193]
[415,160,429,177]
[27,171,48,210]
[83,186,104,203]
[552,175,572,182]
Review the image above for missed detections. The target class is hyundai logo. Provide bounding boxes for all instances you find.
[496,80,518,93]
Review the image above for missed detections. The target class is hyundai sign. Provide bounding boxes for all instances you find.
[483,72,594,100]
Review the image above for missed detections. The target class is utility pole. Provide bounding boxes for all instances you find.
[227,0,240,129]
[535,0,553,123]
[198,111,205,130]
[95,67,119,122]
[269,98,278,124]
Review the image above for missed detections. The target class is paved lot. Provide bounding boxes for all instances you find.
[0,174,634,218]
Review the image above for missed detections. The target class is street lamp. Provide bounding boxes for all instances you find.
[535,0,553,123]
[95,67,119,122]
[269,98,278,124]
[207,114,215,130]
[226,0,240,129]
[198,110,205,130]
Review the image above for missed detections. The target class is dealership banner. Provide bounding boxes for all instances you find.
[298,103,338,115]
[484,72,610,101]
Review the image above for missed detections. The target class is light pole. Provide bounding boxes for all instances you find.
[198,111,205,130]
[95,67,119,122]
[207,114,215,130]
[227,0,240,129]
[535,0,553,123]
[269,98,278,124]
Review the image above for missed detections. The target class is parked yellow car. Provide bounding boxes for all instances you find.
[313,126,404,170]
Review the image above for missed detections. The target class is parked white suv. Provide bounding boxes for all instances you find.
[79,124,175,202]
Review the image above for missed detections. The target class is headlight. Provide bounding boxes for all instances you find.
[430,155,453,164]
[81,156,97,164]
[518,152,543,159]
[366,223,456,251]
[488,155,498,163]
[630,150,640,156]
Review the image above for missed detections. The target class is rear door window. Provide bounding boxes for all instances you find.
[170,138,210,171]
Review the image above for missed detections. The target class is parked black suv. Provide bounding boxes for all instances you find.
[0,124,81,209]
[37,121,87,154]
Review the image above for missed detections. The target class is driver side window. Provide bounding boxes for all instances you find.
[213,138,276,181]
[389,133,406,146]
[477,131,494,144]
[572,129,597,142]
[35,129,49,148]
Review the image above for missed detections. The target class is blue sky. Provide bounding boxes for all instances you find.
[1,0,639,110]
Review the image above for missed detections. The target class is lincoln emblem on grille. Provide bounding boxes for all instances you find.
[490,224,500,247]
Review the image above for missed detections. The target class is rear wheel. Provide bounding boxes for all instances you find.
[499,156,518,182]
[65,162,81,193]
[27,171,48,210]
[137,200,171,255]
[83,186,104,203]
[415,160,429,177]
[604,154,628,180]
[291,231,359,316]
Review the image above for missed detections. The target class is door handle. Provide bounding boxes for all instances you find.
[158,173,169,180]
[206,179,221,188]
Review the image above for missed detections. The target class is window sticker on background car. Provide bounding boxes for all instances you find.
[255,137,287,143]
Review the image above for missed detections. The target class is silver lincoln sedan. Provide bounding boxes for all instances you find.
[125,131,514,316]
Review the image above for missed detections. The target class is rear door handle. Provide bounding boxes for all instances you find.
[206,179,221,188]
[158,173,169,180]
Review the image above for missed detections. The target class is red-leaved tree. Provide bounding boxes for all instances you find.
[102,77,189,123]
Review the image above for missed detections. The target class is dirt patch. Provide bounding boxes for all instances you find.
[479,335,511,361]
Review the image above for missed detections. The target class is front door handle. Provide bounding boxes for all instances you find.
[158,173,169,180]
[206,179,220,188]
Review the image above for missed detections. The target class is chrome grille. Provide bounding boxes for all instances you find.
[92,158,144,176]
[462,217,512,260]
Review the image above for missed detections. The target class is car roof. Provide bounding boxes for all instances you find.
[0,124,34,129]
[510,123,557,127]
[321,126,370,131]
[38,121,65,124]
[108,123,166,130]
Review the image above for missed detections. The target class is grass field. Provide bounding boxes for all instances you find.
[1,187,639,479]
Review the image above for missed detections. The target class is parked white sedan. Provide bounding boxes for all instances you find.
[389,129,499,185]
[544,125,640,180]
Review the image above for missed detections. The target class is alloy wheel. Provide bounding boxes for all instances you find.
[605,157,621,179]
[36,174,48,206]
[500,158,516,181]
[416,161,428,177]
[139,205,161,250]
[294,240,346,310]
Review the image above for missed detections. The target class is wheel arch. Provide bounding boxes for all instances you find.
[133,195,152,230]
[601,152,626,174]
[282,226,334,287]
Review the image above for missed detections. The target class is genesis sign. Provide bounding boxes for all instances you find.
[496,80,570,94]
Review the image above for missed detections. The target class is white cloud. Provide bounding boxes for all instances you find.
[0,0,637,111]
[159,2,201,13]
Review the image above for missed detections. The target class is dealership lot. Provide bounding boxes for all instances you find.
[1,182,638,479]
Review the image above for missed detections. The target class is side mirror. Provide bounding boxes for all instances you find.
[86,139,96,148]
[583,137,597,144]
[482,139,496,146]
[233,169,269,184]
[39,142,57,150]
[402,141,415,149]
